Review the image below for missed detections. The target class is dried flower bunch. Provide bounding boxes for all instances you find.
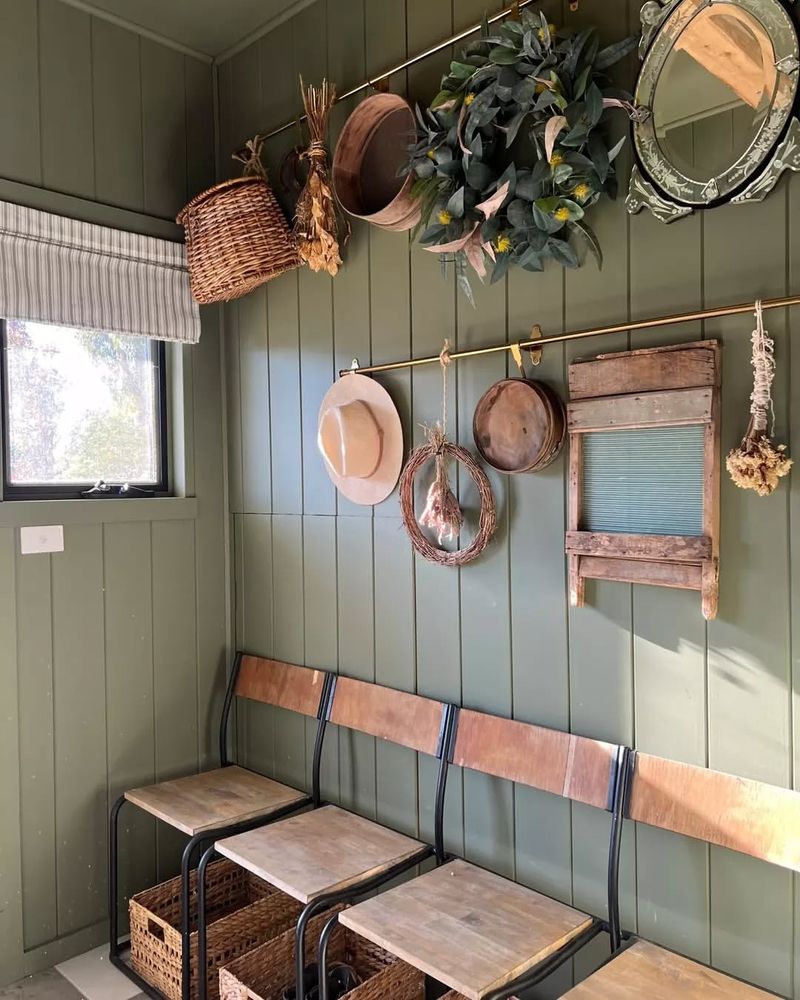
[293,78,346,276]
[399,341,496,566]
[408,7,637,300]
[419,424,464,544]
[726,302,792,496]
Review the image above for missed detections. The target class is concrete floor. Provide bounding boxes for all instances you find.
[1,951,146,1000]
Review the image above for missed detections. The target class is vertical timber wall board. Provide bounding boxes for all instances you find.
[0,1,226,985]
[221,1,800,996]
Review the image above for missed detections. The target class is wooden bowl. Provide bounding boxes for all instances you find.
[332,93,420,232]
[473,378,566,474]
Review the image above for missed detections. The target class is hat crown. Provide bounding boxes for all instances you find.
[318,399,383,480]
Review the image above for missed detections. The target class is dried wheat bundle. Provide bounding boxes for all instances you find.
[726,301,792,496]
[294,78,344,276]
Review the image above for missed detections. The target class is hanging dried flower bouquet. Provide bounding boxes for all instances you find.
[726,301,792,496]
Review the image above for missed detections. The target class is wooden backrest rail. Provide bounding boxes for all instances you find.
[452,708,620,810]
[627,752,800,873]
[329,675,447,758]
[234,654,327,717]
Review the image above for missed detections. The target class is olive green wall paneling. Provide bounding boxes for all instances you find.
[302,515,339,801]
[704,189,793,996]
[52,525,106,935]
[563,2,636,979]
[193,313,228,771]
[239,288,271,514]
[406,0,464,863]
[0,529,22,985]
[233,515,248,765]
[226,308,245,517]
[271,516,307,789]
[506,143,573,988]
[140,41,188,219]
[366,0,411,525]
[267,273,303,514]
[39,0,94,200]
[217,59,238,184]
[91,20,144,212]
[152,519,199,881]
[336,516,376,817]
[364,0,419,838]
[450,70,513,875]
[627,155,710,960]
[294,2,337,518]
[0,0,40,186]
[240,514,277,775]
[15,551,56,950]
[328,0,371,520]
[261,23,303,519]
[104,523,156,923]
[185,58,215,201]
[373,517,419,837]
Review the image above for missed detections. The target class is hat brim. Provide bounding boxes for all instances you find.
[318,373,404,505]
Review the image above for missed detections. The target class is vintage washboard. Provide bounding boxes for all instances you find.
[566,340,720,619]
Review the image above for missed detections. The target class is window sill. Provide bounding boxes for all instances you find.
[0,496,198,527]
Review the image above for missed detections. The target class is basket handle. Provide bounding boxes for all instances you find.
[146,915,168,942]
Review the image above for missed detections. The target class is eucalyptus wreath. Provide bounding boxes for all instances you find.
[410,8,638,299]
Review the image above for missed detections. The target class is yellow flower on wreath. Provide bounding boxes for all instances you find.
[573,182,591,200]
[537,23,557,41]
[464,92,476,106]
[549,151,564,167]
[438,209,453,225]
[494,233,512,254]
[426,148,436,160]
[554,206,571,223]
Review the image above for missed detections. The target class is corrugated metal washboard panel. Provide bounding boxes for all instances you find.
[581,425,704,536]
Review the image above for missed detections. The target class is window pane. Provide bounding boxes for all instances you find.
[5,320,160,485]
[581,425,705,536]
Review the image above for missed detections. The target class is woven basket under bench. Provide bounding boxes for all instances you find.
[219,906,466,1000]
[130,859,302,1000]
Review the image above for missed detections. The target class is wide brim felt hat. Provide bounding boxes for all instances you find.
[317,373,404,505]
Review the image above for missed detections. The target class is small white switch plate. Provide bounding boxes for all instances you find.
[20,524,64,554]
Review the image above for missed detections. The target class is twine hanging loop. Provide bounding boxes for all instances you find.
[726,300,792,496]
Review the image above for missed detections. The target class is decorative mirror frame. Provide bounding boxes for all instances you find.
[566,341,721,620]
[627,0,800,223]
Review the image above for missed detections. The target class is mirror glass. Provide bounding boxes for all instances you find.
[652,4,777,182]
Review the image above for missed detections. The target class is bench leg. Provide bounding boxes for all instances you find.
[108,795,126,960]
[181,833,208,1000]
[197,844,217,1000]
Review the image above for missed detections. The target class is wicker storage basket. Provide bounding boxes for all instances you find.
[177,173,299,304]
[219,908,457,1000]
[130,859,302,1000]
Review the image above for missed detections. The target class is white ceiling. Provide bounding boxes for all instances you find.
[65,0,307,59]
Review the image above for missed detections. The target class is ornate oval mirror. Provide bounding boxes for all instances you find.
[627,0,800,222]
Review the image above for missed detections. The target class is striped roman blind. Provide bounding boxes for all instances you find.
[0,199,200,343]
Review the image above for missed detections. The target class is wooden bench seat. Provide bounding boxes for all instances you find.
[215,804,426,904]
[125,765,307,837]
[339,859,594,1000]
[562,939,777,998]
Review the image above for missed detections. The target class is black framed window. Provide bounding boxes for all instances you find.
[1,318,168,500]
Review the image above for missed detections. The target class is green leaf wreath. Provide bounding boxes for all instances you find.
[410,8,638,300]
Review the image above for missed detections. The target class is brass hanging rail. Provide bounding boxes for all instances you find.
[238,0,536,152]
[338,294,800,378]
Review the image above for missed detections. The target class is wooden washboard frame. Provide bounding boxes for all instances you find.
[566,340,721,619]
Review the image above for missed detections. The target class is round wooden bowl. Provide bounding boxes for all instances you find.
[332,92,421,232]
[473,378,566,474]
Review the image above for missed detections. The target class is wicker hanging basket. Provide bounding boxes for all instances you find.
[177,137,300,304]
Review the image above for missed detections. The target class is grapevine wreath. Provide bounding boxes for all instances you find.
[409,8,638,299]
